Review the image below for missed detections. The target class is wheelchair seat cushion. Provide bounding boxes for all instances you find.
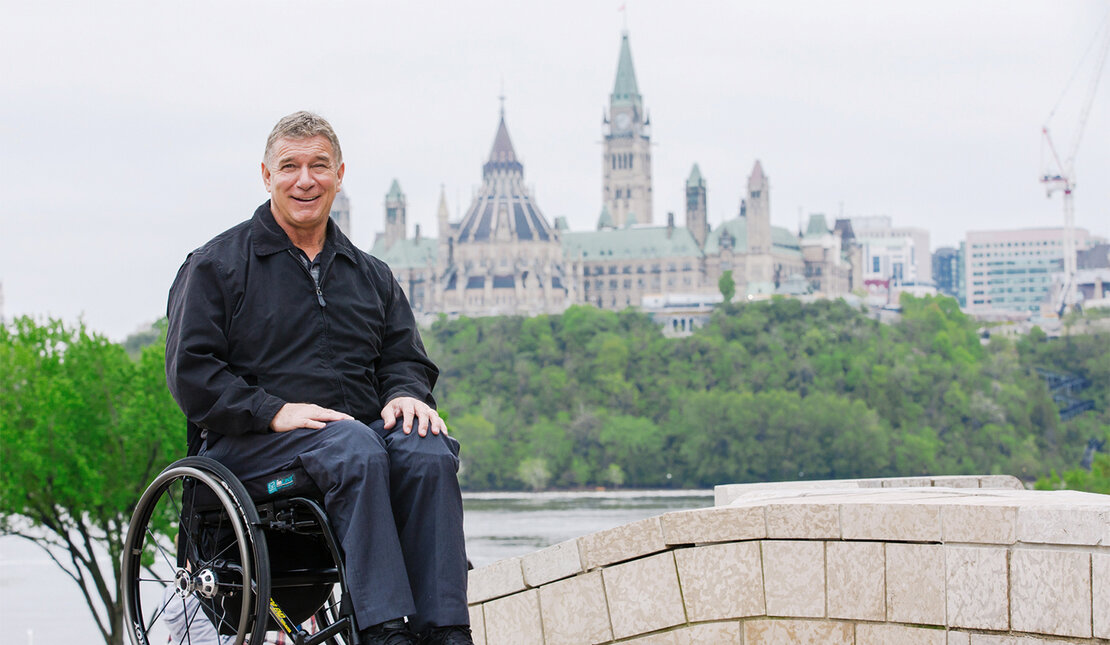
[187,465,323,511]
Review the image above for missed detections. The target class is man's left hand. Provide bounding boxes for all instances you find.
[381,397,447,437]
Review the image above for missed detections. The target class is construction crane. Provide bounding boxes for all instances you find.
[1041,11,1110,316]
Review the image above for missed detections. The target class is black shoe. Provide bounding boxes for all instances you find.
[419,625,474,645]
[360,618,418,645]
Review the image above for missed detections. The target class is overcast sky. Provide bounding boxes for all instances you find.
[2,0,1108,340]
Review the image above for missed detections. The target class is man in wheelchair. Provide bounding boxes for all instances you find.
[163,111,472,645]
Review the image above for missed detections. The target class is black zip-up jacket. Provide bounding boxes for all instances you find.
[166,202,438,453]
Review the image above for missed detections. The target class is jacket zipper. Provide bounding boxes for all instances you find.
[289,249,327,308]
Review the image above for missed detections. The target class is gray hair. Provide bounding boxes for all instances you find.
[264,111,343,168]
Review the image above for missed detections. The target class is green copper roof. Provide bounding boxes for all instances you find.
[386,179,404,202]
[703,217,802,257]
[563,226,702,261]
[805,214,829,238]
[611,32,641,108]
[686,163,705,189]
[772,226,802,253]
[370,236,437,269]
[703,217,748,255]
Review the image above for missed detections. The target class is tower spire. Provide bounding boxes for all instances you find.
[611,31,641,111]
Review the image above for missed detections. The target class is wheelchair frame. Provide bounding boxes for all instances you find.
[121,456,361,645]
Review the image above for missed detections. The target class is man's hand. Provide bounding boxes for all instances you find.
[270,403,353,432]
[381,396,447,437]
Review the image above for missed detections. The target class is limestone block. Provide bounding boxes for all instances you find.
[977,475,1024,489]
[714,480,863,506]
[762,540,825,617]
[581,516,666,569]
[856,623,945,645]
[947,632,971,645]
[931,476,981,488]
[886,543,945,625]
[538,570,612,645]
[1010,549,1091,638]
[620,623,742,645]
[945,545,1009,630]
[1016,504,1109,546]
[841,501,942,541]
[482,589,542,645]
[468,605,486,645]
[742,619,852,644]
[676,622,742,644]
[602,552,686,639]
[673,542,764,621]
[659,505,765,545]
[521,538,583,587]
[765,501,840,539]
[826,541,884,621]
[882,477,933,487]
[941,502,1017,544]
[968,635,1076,645]
[1095,553,1110,639]
[467,557,525,603]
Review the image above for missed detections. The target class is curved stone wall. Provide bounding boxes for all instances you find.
[465,476,1110,644]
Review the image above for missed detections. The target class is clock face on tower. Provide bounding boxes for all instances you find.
[614,112,631,131]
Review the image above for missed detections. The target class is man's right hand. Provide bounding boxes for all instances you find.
[270,403,353,432]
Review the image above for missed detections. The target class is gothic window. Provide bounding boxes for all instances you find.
[612,155,616,170]
[751,190,761,199]
[629,154,633,170]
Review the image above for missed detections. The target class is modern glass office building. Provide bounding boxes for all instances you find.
[965,227,1094,315]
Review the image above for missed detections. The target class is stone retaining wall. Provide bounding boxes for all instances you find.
[465,476,1110,644]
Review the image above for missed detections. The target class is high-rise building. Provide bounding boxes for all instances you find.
[965,227,1096,315]
[850,215,931,288]
[602,31,653,227]
[932,246,964,305]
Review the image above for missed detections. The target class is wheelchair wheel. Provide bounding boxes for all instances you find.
[122,456,271,645]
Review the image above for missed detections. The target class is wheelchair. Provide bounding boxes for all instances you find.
[121,456,359,645]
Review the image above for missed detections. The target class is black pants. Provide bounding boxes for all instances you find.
[200,418,469,632]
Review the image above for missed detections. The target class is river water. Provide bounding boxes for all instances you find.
[0,490,712,644]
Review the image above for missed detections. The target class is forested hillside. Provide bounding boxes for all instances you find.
[424,295,1109,491]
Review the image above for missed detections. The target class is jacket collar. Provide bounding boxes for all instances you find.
[251,201,358,262]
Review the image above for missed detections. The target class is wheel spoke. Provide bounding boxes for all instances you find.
[144,588,175,635]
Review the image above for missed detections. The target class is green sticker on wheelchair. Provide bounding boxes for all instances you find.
[267,474,295,494]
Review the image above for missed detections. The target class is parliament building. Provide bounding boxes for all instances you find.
[362,32,860,321]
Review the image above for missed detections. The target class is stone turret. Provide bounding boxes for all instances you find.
[383,179,406,250]
[685,163,707,248]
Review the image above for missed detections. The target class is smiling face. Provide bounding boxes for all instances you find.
[262,135,345,238]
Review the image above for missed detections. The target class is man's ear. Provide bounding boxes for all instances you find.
[261,161,272,192]
[336,162,345,189]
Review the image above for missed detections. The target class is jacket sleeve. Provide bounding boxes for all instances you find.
[165,252,286,436]
[375,271,440,408]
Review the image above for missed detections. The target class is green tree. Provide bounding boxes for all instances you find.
[517,457,552,491]
[718,270,736,303]
[0,318,184,645]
